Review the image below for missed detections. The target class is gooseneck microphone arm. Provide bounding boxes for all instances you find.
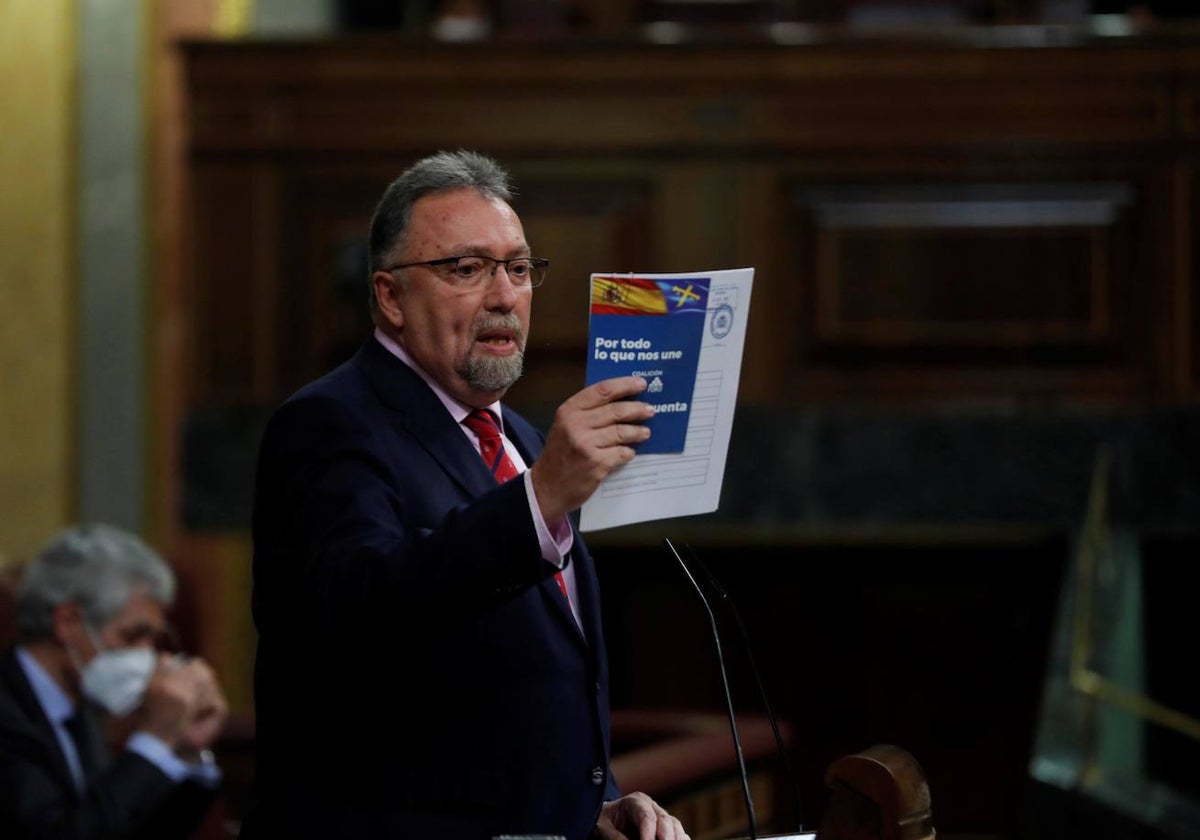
[662,538,757,840]
[683,543,804,833]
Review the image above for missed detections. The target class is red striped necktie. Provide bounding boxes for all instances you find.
[463,409,570,604]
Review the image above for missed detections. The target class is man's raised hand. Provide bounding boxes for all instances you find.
[530,376,653,522]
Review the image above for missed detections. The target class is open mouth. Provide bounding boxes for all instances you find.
[475,328,518,351]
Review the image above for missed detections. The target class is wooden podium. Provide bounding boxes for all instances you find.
[731,744,935,840]
[817,745,935,840]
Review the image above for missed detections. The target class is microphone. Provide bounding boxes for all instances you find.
[682,543,804,834]
[662,537,758,840]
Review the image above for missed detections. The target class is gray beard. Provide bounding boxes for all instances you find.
[459,348,524,392]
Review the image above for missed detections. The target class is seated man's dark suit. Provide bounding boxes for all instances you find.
[0,650,216,840]
[244,336,620,840]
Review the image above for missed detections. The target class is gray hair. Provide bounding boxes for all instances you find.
[15,523,176,642]
[367,150,515,315]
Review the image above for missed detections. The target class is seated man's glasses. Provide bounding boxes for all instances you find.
[387,255,549,289]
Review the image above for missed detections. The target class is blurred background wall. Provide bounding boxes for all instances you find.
[0,1,74,568]
[4,2,1200,838]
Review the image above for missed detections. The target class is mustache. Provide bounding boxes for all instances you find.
[472,313,525,343]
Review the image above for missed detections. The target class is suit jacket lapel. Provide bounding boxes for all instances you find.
[0,650,81,795]
[357,337,596,652]
[354,338,495,498]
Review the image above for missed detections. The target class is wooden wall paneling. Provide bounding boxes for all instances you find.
[171,36,1200,490]
[190,163,281,405]
[733,161,789,404]
[275,167,391,396]
[803,183,1130,348]
[1175,52,1200,144]
[176,36,1200,412]
[250,170,282,400]
[182,41,1173,154]
[179,166,278,690]
[1173,54,1200,398]
[778,170,1165,402]
[1179,57,1200,398]
[763,75,1169,151]
[1130,161,1177,400]
[654,162,747,273]
[1190,165,1199,396]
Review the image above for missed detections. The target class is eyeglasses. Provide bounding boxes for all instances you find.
[386,255,549,289]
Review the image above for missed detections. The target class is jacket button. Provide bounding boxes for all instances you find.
[591,766,604,786]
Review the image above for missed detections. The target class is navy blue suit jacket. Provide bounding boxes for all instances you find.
[245,337,620,840]
[0,650,216,840]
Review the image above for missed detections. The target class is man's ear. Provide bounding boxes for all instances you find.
[372,271,405,331]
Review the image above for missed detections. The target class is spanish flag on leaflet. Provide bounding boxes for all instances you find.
[591,276,669,316]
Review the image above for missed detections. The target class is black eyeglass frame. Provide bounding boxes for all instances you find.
[385,255,550,288]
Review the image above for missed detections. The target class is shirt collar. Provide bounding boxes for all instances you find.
[372,328,504,432]
[15,646,76,726]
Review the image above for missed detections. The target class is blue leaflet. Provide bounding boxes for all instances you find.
[585,276,710,454]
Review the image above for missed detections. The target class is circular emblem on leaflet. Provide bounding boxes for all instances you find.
[710,303,734,339]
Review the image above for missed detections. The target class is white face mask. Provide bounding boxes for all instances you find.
[77,629,157,717]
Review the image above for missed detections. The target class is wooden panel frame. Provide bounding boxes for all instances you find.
[799,182,1132,348]
[773,161,1169,402]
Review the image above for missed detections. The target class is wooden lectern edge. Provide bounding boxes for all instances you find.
[819,744,936,840]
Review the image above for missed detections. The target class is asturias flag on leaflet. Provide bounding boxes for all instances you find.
[586,274,710,454]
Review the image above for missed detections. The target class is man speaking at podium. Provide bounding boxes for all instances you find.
[245,151,688,840]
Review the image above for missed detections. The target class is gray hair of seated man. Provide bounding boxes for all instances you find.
[15,523,176,642]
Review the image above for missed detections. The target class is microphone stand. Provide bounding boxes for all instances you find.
[662,537,757,840]
[683,544,804,833]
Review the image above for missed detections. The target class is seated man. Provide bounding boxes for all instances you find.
[0,523,227,839]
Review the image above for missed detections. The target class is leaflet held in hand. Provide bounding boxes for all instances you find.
[581,268,754,532]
